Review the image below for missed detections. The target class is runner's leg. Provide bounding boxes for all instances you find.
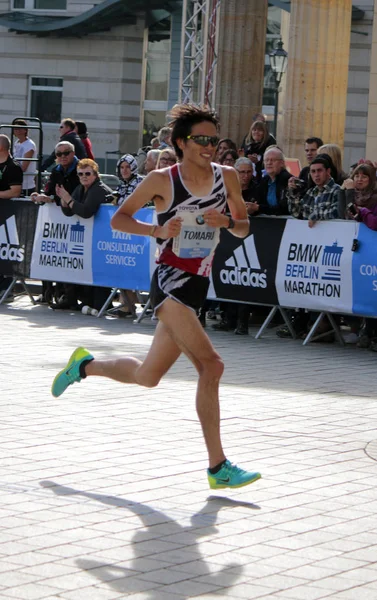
[85,320,181,387]
[156,299,226,468]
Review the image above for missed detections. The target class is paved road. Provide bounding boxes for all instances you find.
[1,297,377,599]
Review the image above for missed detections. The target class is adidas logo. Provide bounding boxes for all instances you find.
[0,215,24,262]
[220,235,267,288]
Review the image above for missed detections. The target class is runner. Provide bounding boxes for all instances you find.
[52,104,261,490]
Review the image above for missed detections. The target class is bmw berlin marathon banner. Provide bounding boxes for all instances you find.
[276,219,355,314]
[30,204,154,289]
[0,200,38,278]
[30,204,94,284]
[209,216,375,317]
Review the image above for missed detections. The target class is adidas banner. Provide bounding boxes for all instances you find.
[0,199,38,277]
[209,217,286,305]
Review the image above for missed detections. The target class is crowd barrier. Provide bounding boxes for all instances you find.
[1,199,377,332]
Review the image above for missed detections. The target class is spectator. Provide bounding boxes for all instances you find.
[214,138,238,163]
[114,154,144,206]
[114,154,144,317]
[75,121,94,160]
[31,141,80,204]
[288,155,340,226]
[338,163,377,347]
[219,149,238,167]
[240,120,275,181]
[234,157,258,210]
[42,118,87,170]
[299,137,324,187]
[0,134,22,199]
[157,126,172,149]
[0,134,23,297]
[339,163,377,228]
[254,147,291,215]
[12,119,37,196]
[56,158,113,219]
[30,141,80,306]
[55,159,113,312]
[144,149,161,174]
[276,155,341,340]
[150,137,160,149]
[156,148,177,169]
[317,144,347,185]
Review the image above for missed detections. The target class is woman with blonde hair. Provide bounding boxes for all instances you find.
[156,147,177,169]
[317,144,347,184]
[240,120,275,181]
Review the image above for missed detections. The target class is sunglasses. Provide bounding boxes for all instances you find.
[56,151,72,157]
[78,171,93,177]
[59,125,64,129]
[186,135,220,147]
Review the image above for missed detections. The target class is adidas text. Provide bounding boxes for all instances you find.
[0,244,24,262]
[220,267,267,288]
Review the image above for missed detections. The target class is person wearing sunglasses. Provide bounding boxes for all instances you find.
[156,148,177,169]
[56,158,113,219]
[52,103,261,492]
[42,117,87,171]
[52,159,114,313]
[31,142,80,206]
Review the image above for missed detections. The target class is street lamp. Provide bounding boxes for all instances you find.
[269,39,288,138]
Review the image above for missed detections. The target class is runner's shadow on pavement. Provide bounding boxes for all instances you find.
[40,480,260,597]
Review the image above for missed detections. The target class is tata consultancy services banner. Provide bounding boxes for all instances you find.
[30,204,93,284]
[91,206,154,290]
[276,219,356,314]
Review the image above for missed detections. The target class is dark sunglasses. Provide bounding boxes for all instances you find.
[56,151,72,157]
[186,135,220,147]
[78,171,93,177]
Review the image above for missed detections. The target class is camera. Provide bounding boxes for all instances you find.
[293,178,306,191]
[347,202,357,216]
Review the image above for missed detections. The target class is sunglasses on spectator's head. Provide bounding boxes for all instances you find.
[56,151,72,157]
[78,171,93,177]
[186,135,220,147]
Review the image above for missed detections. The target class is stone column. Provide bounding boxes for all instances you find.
[366,0,377,159]
[215,0,268,146]
[280,0,352,165]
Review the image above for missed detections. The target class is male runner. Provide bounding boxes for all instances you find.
[52,104,261,490]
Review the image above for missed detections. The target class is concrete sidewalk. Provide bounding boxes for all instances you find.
[1,297,377,599]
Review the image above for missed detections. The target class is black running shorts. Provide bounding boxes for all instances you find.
[150,264,209,315]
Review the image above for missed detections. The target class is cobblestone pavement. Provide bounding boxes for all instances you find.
[1,297,377,600]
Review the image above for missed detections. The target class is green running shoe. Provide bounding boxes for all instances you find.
[51,347,93,398]
[207,460,261,489]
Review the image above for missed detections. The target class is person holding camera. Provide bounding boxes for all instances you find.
[338,163,377,230]
[288,155,340,227]
[338,163,377,348]
[277,156,341,340]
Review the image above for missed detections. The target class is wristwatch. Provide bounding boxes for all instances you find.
[226,216,235,229]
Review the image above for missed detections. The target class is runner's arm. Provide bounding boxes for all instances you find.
[111,171,179,239]
[220,167,250,238]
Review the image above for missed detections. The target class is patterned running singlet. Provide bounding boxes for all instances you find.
[156,163,227,277]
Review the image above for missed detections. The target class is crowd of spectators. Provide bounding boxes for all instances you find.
[1,113,377,349]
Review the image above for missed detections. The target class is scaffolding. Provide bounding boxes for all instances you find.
[179,0,221,107]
